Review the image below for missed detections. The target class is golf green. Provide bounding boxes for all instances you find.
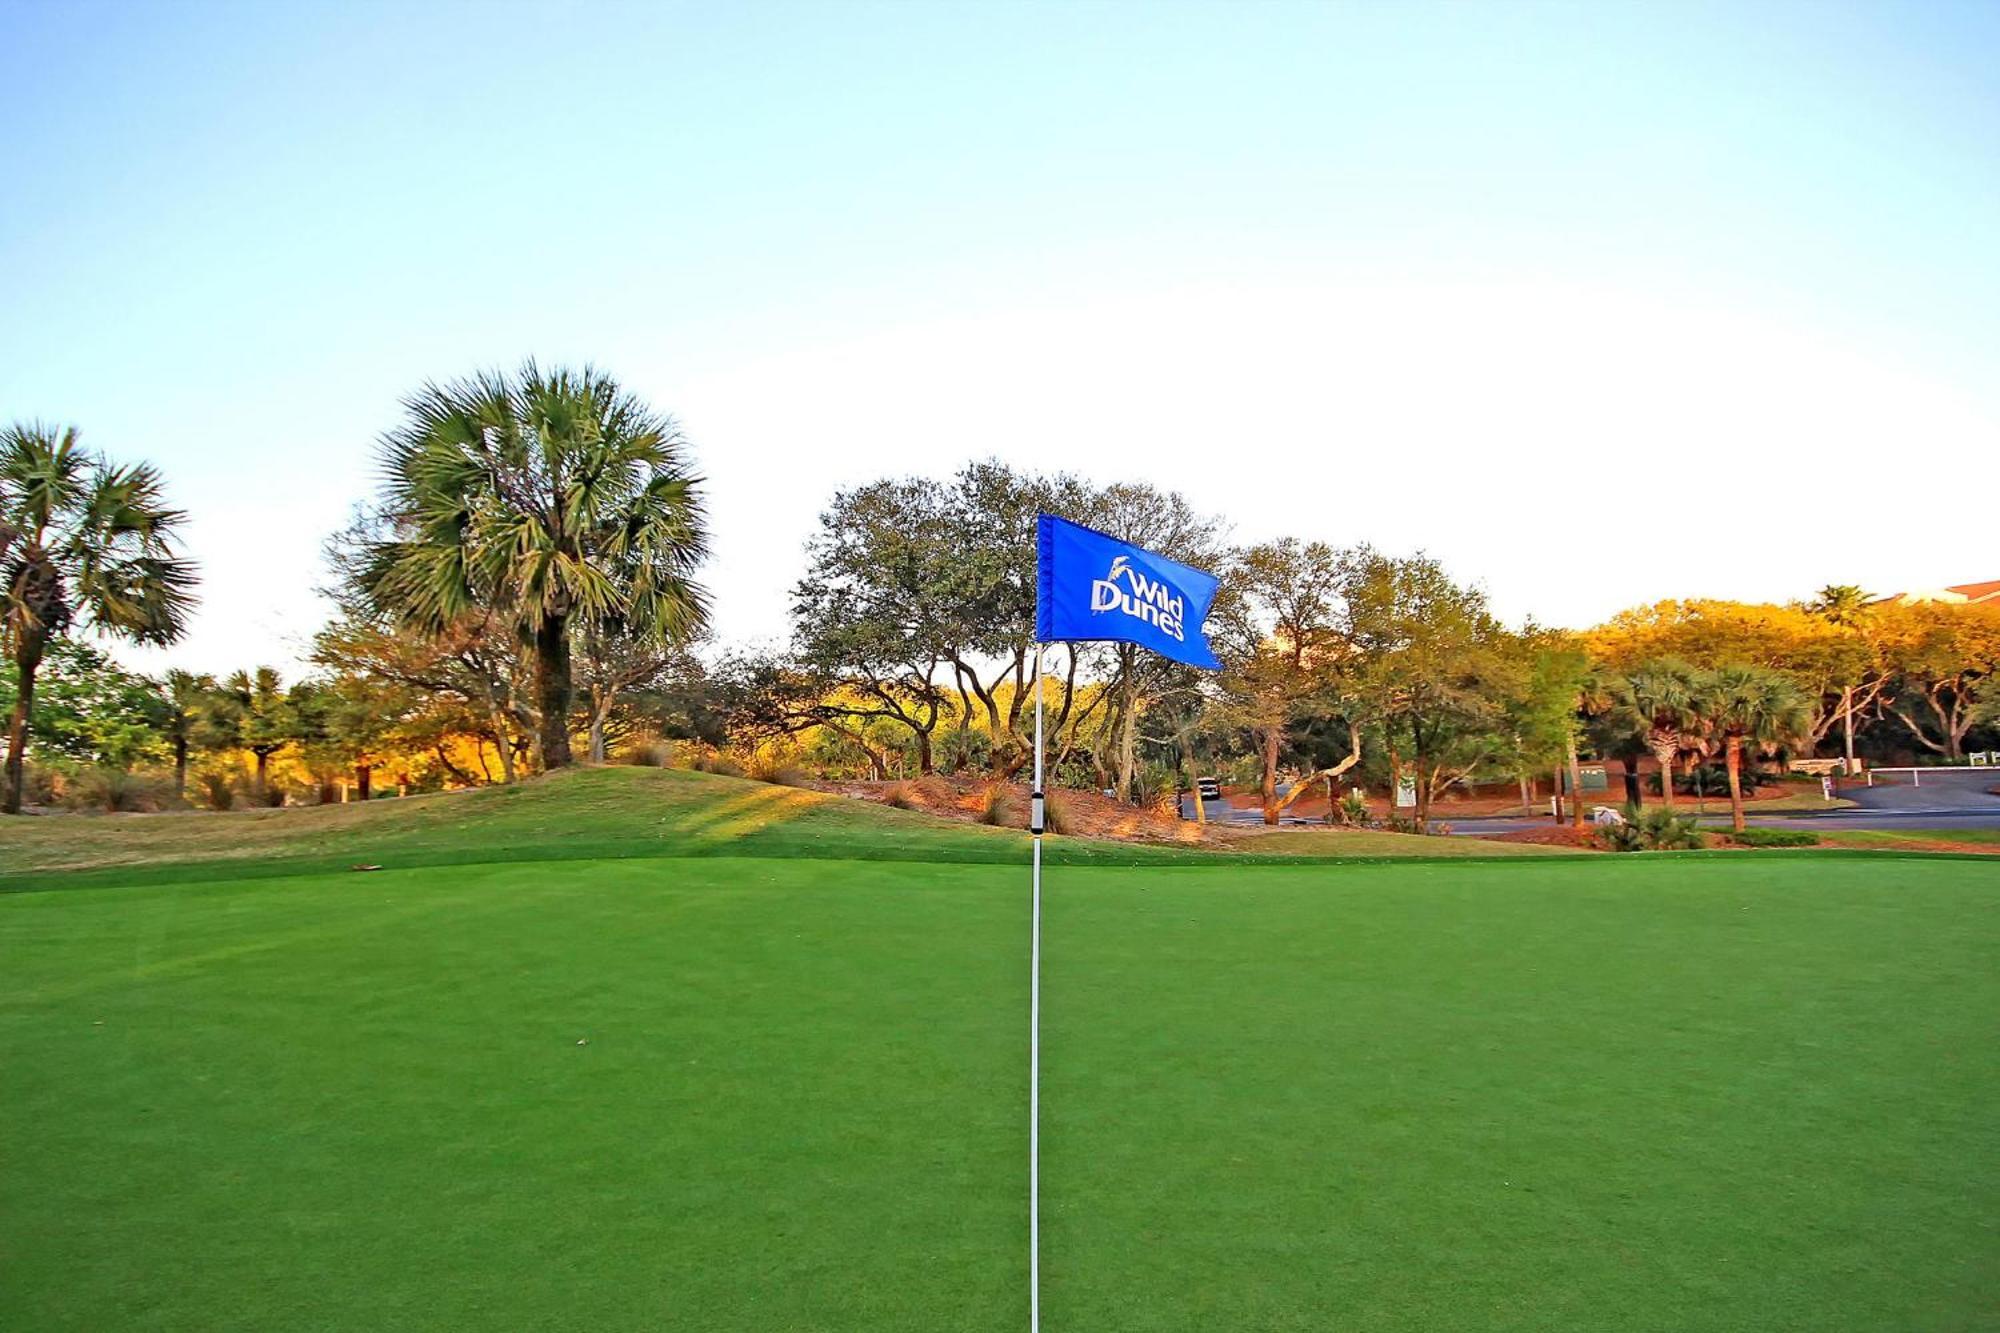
[3,846,1994,1330]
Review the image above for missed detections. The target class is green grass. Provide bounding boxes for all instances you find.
[0,767,1579,891]
[2,773,1996,1330]
[1818,827,2000,850]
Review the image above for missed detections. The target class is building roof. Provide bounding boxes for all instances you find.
[1875,579,2000,606]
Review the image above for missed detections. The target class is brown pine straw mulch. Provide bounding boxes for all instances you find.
[814,776,1219,844]
[1484,825,1602,849]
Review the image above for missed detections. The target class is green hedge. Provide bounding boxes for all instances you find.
[1728,827,1820,848]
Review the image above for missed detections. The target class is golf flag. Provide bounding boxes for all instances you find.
[1035,513,1222,669]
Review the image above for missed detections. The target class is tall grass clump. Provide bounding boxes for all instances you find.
[979,784,1020,827]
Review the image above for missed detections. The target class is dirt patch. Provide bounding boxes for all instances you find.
[814,777,1216,844]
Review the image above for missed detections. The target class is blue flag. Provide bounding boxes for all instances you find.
[1035,514,1222,670]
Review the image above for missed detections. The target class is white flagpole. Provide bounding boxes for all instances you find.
[1030,641,1045,1333]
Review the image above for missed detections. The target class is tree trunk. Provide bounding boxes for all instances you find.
[173,736,189,800]
[1518,774,1532,814]
[588,701,609,764]
[1724,734,1746,832]
[1261,726,1281,825]
[1272,722,1365,818]
[534,616,573,769]
[1841,684,1856,774]
[255,749,271,796]
[1649,738,1678,808]
[1566,735,1586,829]
[1113,674,1139,802]
[1622,757,1643,807]
[356,763,373,802]
[435,743,476,788]
[916,727,934,776]
[490,714,518,783]
[3,631,48,815]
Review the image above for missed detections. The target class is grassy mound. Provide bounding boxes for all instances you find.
[0,766,1581,890]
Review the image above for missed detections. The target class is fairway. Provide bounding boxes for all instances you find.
[4,786,1996,1331]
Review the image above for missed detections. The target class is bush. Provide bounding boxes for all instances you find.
[1336,790,1373,828]
[1594,819,1648,853]
[754,762,812,788]
[1597,806,1707,851]
[883,781,919,810]
[65,767,172,813]
[693,753,745,778]
[979,784,1020,827]
[620,738,676,767]
[1727,827,1819,848]
[1636,805,1706,850]
[198,770,236,811]
[18,763,64,808]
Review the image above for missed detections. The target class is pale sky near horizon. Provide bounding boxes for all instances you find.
[4,0,1996,677]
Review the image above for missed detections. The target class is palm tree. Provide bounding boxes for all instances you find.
[1809,583,1873,774]
[1697,664,1810,832]
[2,424,196,814]
[363,364,709,769]
[158,668,222,800]
[1616,658,1702,809]
[219,667,295,799]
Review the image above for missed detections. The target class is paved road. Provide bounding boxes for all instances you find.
[1184,768,2000,835]
[1448,767,2000,836]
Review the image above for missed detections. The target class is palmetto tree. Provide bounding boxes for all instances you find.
[2,423,197,813]
[1697,664,1810,832]
[1616,657,1702,808]
[158,667,224,800]
[364,364,709,769]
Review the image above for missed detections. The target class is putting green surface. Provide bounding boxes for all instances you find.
[3,782,1996,1329]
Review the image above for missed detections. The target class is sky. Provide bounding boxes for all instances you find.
[4,0,1997,677]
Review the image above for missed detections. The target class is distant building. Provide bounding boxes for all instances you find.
[1874,579,2000,607]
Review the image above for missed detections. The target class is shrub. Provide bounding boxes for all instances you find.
[620,738,676,767]
[1635,806,1707,850]
[979,784,1020,827]
[18,763,64,808]
[65,767,172,813]
[1594,819,1648,852]
[1597,806,1707,851]
[1336,790,1372,828]
[694,753,745,778]
[198,770,236,811]
[1727,827,1819,848]
[754,762,812,788]
[883,781,919,810]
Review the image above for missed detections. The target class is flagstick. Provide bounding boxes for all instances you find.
[1030,641,1045,1333]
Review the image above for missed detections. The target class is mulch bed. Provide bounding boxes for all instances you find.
[1483,825,1602,849]
[814,776,1214,844]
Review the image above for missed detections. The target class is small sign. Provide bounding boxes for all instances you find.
[1395,776,1417,808]
[1562,766,1608,793]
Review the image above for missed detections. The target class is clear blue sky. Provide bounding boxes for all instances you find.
[4,0,1996,673]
